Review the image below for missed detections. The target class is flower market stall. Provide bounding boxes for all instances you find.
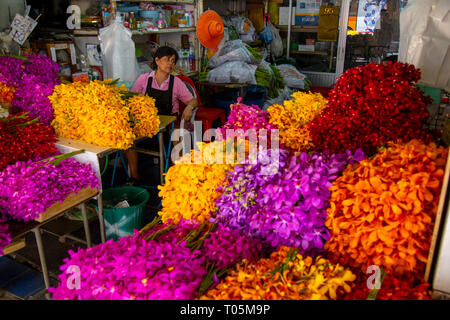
[4,59,436,300]
[1,14,450,301]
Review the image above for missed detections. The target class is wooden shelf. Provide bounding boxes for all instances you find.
[132,27,195,35]
[74,27,196,37]
[290,50,329,56]
[276,25,319,33]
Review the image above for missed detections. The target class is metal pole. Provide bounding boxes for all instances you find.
[287,0,293,59]
[335,0,351,77]
[158,132,165,185]
[80,202,92,248]
[97,192,106,243]
[33,227,50,290]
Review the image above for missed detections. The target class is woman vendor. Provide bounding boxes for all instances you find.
[126,46,198,184]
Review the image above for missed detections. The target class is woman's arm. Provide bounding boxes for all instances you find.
[182,98,198,121]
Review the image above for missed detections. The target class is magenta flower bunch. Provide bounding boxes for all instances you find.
[140,218,267,271]
[201,223,268,270]
[216,98,276,145]
[0,212,12,255]
[50,235,207,300]
[0,54,59,124]
[215,148,365,256]
[0,156,100,222]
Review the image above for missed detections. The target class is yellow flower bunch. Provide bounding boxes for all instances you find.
[268,91,327,152]
[50,80,145,150]
[158,140,236,225]
[128,95,160,138]
[201,246,356,300]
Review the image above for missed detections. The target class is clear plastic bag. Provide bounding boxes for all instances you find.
[276,64,308,89]
[263,86,295,110]
[207,40,257,68]
[269,24,283,58]
[206,61,257,85]
[99,17,140,82]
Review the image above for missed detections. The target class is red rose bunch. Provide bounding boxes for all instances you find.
[0,112,57,170]
[308,62,432,156]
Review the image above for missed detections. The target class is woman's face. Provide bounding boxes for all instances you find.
[155,55,176,74]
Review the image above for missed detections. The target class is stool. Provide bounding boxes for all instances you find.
[195,107,226,139]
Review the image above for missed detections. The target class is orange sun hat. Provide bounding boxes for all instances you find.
[196,10,224,50]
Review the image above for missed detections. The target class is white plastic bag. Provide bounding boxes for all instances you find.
[399,0,450,91]
[263,86,294,110]
[208,40,257,68]
[206,61,257,85]
[276,64,308,89]
[99,17,140,82]
[269,25,283,58]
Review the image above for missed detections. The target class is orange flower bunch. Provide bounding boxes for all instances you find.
[200,246,356,300]
[158,140,235,225]
[0,82,15,104]
[268,91,327,152]
[325,139,448,279]
[128,95,160,138]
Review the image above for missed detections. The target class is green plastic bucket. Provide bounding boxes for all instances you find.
[99,186,150,241]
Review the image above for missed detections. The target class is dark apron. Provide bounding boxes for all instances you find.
[146,75,174,116]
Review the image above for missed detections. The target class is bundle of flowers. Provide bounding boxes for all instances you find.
[325,139,448,279]
[215,147,364,255]
[50,235,207,300]
[0,151,100,222]
[50,81,134,149]
[216,98,276,148]
[200,246,357,300]
[0,212,11,255]
[268,91,327,152]
[128,95,160,138]
[0,81,15,104]
[308,62,432,156]
[344,271,431,300]
[158,141,235,225]
[50,80,159,149]
[0,112,57,170]
[0,54,60,124]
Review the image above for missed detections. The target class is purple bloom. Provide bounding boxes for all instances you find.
[215,147,365,257]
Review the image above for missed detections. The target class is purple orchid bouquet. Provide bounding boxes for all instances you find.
[50,235,207,300]
[0,54,59,124]
[0,153,100,222]
[0,212,12,255]
[215,147,365,257]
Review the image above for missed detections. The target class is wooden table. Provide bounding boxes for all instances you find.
[2,187,99,298]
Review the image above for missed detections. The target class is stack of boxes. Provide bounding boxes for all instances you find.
[279,0,322,26]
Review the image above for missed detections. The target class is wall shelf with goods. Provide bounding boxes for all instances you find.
[73,1,203,78]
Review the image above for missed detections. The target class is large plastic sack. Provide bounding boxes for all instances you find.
[399,0,450,91]
[206,61,257,85]
[207,40,257,68]
[269,24,283,58]
[225,15,256,35]
[263,86,294,110]
[99,17,140,83]
[276,64,308,89]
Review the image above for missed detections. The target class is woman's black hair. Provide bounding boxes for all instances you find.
[151,46,179,70]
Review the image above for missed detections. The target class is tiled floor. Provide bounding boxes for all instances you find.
[1,188,160,300]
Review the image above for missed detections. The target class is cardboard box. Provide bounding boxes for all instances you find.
[279,7,296,25]
[72,72,89,83]
[305,38,315,45]
[296,0,322,12]
[298,45,315,51]
[295,14,319,25]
